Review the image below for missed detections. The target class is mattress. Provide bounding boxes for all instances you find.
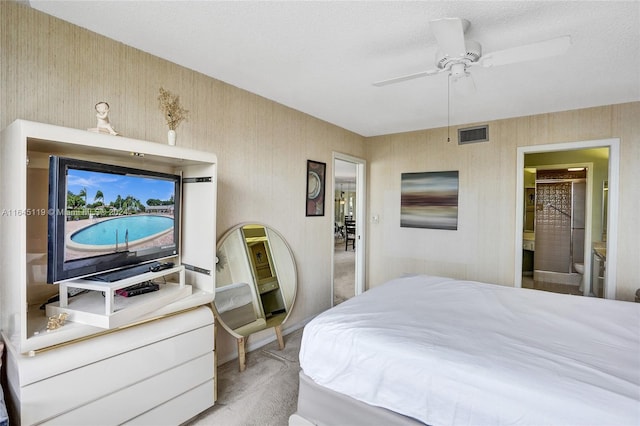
[299,275,640,425]
[219,303,257,330]
[215,282,254,313]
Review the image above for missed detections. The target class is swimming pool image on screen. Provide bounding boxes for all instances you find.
[68,215,174,248]
[63,168,177,260]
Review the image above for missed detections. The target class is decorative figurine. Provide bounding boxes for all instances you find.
[88,101,119,135]
[46,313,68,331]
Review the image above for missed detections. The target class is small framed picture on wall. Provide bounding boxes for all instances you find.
[306,160,326,216]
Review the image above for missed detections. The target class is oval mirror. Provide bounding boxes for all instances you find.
[213,223,297,371]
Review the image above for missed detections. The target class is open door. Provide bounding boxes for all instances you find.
[332,153,366,306]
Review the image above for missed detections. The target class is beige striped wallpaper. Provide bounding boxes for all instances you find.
[366,102,640,301]
[1,1,365,361]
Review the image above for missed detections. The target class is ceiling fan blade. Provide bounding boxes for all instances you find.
[480,35,571,68]
[430,18,468,58]
[372,69,440,87]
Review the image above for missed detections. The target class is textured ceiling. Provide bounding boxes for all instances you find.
[29,1,640,137]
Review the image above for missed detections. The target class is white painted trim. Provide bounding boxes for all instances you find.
[515,151,525,285]
[514,138,620,299]
[605,140,620,300]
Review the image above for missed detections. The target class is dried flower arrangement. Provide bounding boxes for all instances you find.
[157,87,189,130]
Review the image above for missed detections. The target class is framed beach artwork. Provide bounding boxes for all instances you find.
[306,160,326,217]
[401,171,459,230]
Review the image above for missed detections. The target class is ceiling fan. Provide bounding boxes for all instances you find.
[373,17,571,92]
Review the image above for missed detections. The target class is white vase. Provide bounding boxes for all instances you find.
[167,129,176,146]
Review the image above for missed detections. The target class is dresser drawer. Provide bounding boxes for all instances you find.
[42,352,214,425]
[123,381,215,426]
[18,319,214,425]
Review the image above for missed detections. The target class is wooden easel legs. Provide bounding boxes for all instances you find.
[237,336,246,372]
[275,324,285,350]
[236,325,286,372]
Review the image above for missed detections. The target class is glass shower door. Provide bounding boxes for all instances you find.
[535,181,573,274]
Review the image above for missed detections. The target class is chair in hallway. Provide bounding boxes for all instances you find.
[335,222,345,241]
[345,220,356,250]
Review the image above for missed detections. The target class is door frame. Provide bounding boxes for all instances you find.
[514,138,619,299]
[332,152,366,305]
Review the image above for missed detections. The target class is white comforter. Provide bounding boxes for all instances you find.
[299,275,640,425]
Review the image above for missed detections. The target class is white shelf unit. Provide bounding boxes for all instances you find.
[0,120,218,425]
[46,265,190,329]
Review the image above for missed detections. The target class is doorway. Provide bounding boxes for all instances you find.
[332,153,366,306]
[524,166,590,295]
[515,139,619,299]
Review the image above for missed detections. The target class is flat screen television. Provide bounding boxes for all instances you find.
[47,156,181,283]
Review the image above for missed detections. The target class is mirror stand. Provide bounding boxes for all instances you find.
[235,325,285,372]
[237,335,246,372]
[275,324,285,350]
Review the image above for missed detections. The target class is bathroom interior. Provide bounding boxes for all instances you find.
[522,148,609,297]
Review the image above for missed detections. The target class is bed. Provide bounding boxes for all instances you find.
[291,275,640,425]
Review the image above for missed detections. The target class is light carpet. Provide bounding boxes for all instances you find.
[186,328,303,426]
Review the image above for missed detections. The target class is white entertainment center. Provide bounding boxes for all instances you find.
[0,120,218,425]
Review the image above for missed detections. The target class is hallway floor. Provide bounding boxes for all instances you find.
[333,239,355,305]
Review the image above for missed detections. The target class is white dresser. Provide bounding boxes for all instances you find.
[3,306,215,425]
[0,120,219,424]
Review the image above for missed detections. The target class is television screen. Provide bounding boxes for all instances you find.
[47,156,181,283]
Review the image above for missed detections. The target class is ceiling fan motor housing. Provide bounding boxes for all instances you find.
[436,39,481,70]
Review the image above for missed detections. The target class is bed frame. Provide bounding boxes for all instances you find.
[290,371,422,426]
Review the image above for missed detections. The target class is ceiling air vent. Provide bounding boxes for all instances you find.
[458,125,489,145]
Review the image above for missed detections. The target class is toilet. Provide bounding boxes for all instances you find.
[574,263,585,291]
